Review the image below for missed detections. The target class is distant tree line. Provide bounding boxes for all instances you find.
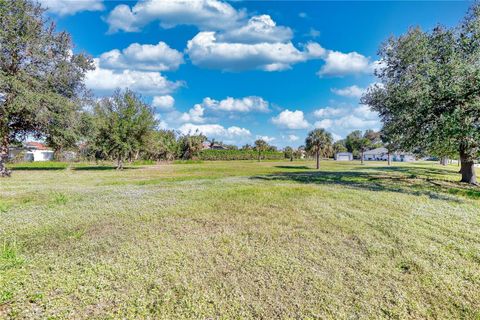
[2,0,480,184]
[198,149,284,161]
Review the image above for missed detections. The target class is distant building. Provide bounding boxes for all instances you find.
[363,147,389,161]
[363,147,416,162]
[296,147,306,159]
[391,153,416,162]
[210,144,227,150]
[8,142,54,162]
[202,142,228,150]
[335,152,353,161]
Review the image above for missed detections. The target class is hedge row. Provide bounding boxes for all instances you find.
[198,149,285,161]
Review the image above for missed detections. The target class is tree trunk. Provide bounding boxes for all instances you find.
[0,136,11,177]
[116,156,123,170]
[316,151,320,169]
[387,151,391,166]
[54,147,63,161]
[440,156,448,166]
[361,150,364,164]
[460,150,477,185]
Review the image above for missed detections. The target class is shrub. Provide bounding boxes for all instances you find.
[198,150,284,161]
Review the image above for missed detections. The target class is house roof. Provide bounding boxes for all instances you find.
[25,142,49,150]
[364,147,388,155]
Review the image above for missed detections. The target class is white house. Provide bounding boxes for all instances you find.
[8,142,54,162]
[363,147,389,161]
[391,153,416,162]
[363,147,416,162]
[335,152,353,161]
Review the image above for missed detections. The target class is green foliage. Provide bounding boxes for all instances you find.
[92,90,156,169]
[362,3,480,182]
[346,131,369,153]
[305,129,333,169]
[333,140,348,154]
[305,129,333,156]
[0,201,10,213]
[144,129,179,161]
[305,128,333,169]
[198,149,284,161]
[1,240,24,271]
[7,161,69,170]
[364,130,382,149]
[254,139,274,161]
[241,144,254,151]
[284,146,294,160]
[178,132,207,160]
[0,0,94,176]
[50,192,68,206]
[0,290,13,304]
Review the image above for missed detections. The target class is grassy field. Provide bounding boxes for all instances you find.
[1,160,480,319]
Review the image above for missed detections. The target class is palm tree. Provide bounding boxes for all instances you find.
[284,146,294,161]
[254,139,269,161]
[180,131,206,159]
[305,128,333,169]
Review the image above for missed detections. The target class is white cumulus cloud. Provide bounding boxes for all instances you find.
[286,134,299,142]
[318,50,375,77]
[179,123,251,142]
[180,104,206,123]
[186,32,322,72]
[304,42,327,58]
[314,105,380,133]
[256,135,276,143]
[272,109,310,129]
[314,119,334,129]
[39,0,104,15]
[85,59,183,96]
[218,15,293,44]
[152,95,175,110]
[201,96,269,112]
[353,104,379,120]
[306,28,321,38]
[99,42,184,72]
[331,85,365,98]
[106,0,244,33]
[332,115,379,130]
[313,107,346,118]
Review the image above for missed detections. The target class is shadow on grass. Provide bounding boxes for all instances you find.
[10,165,138,171]
[10,166,66,171]
[359,165,457,177]
[274,165,311,170]
[251,169,479,201]
[73,166,137,171]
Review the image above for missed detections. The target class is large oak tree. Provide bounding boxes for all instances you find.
[0,0,93,176]
[363,4,480,184]
[92,90,156,169]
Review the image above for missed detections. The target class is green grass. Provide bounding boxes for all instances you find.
[0,160,479,319]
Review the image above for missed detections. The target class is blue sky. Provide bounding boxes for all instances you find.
[42,0,470,147]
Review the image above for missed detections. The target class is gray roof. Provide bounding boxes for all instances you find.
[363,147,388,155]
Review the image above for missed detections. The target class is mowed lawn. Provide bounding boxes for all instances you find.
[1,160,480,319]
